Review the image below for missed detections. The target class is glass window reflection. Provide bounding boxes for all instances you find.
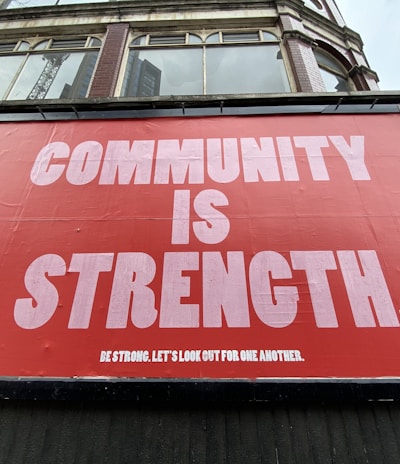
[315,49,352,92]
[5,0,54,7]
[0,37,100,100]
[4,0,108,7]
[206,45,290,94]
[0,55,25,99]
[123,48,203,96]
[319,68,348,92]
[122,31,291,97]
[7,51,98,99]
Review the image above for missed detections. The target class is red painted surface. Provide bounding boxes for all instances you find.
[0,114,400,379]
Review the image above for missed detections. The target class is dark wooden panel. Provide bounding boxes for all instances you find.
[0,401,399,463]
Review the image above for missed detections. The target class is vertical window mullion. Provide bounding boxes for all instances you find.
[203,45,206,95]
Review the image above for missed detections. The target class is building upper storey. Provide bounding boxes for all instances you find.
[0,0,379,102]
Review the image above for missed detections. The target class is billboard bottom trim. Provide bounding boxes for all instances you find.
[0,378,400,403]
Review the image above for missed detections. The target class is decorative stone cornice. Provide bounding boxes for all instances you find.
[342,26,364,50]
[282,29,318,47]
[275,0,303,15]
[0,0,276,20]
[349,65,379,82]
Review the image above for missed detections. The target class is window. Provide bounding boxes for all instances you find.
[315,49,352,92]
[121,31,291,97]
[303,0,324,11]
[3,0,108,8]
[0,37,101,100]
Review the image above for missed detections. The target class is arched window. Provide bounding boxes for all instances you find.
[0,37,101,100]
[121,31,291,97]
[314,49,353,92]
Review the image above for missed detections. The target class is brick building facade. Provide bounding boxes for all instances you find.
[0,0,380,102]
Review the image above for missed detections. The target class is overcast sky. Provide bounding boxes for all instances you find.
[335,0,400,90]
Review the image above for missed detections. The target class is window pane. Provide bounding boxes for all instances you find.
[315,50,343,74]
[205,33,220,43]
[122,48,203,97]
[51,38,87,49]
[0,43,18,52]
[319,68,349,92]
[222,32,259,43]
[6,0,55,7]
[0,55,25,99]
[6,51,98,100]
[262,31,277,41]
[34,40,50,50]
[188,34,202,44]
[131,36,146,46]
[304,0,323,10]
[5,0,108,5]
[59,0,108,3]
[88,37,101,47]
[149,35,186,45]
[17,41,30,51]
[206,45,290,94]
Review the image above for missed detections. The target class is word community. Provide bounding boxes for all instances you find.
[30,135,369,185]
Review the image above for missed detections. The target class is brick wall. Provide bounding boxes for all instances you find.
[280,13,325,92]
[286,38,326,92]
[89,23,129,97]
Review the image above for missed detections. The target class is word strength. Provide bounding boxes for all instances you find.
[14,249,398,330]
[99,349,305,363]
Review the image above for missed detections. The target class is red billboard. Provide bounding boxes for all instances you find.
[1,113,400,379]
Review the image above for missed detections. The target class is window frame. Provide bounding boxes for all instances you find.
[119,29,292,97]
[314,48,354,92]
[0,35,102,100]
